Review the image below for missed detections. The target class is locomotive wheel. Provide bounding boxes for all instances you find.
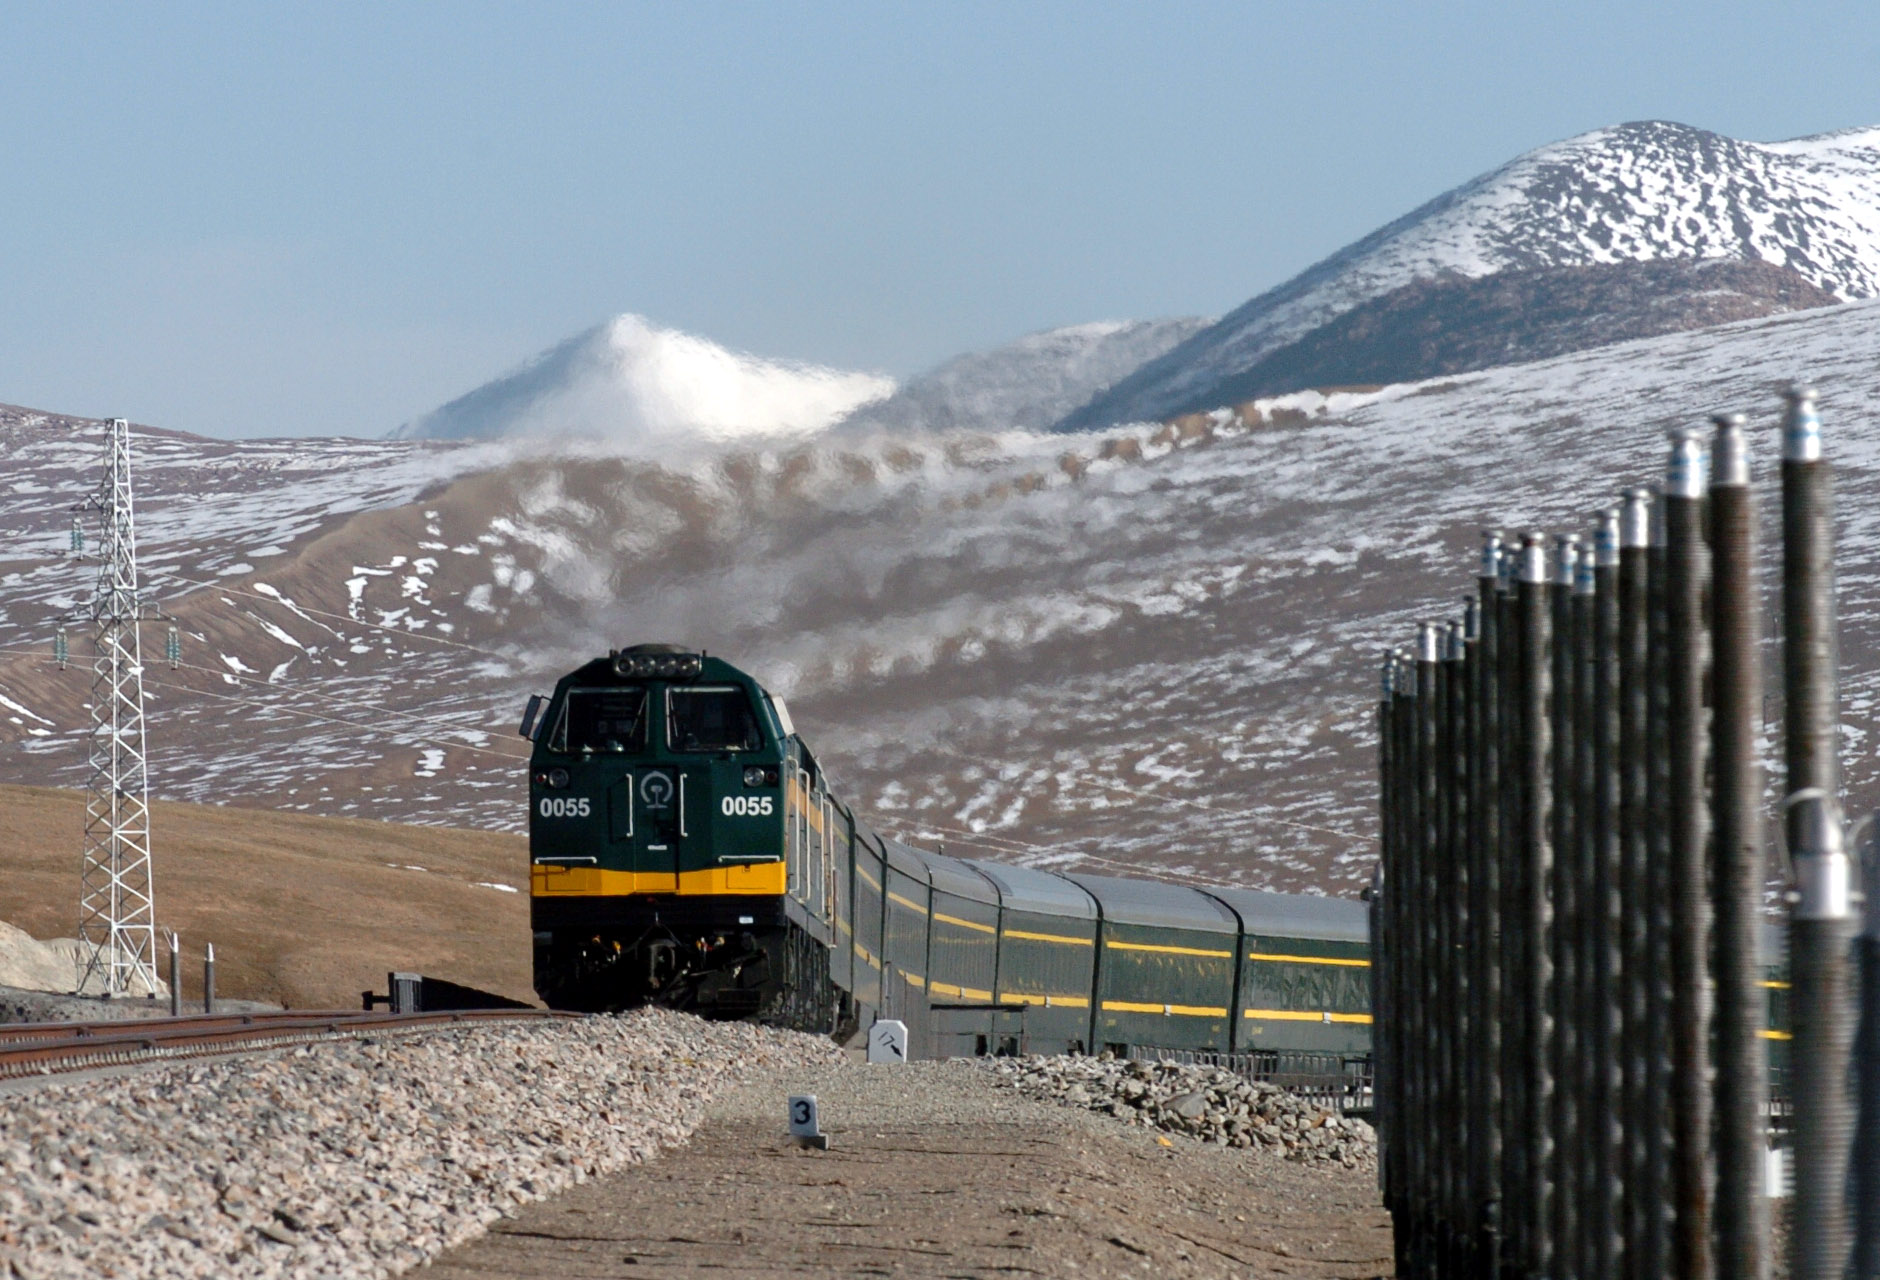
[759,924,838,1034]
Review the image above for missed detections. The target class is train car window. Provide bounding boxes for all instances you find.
[668,686,763,752]
[553,688,649,753]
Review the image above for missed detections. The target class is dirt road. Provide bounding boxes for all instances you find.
[427,1058,1393,1278]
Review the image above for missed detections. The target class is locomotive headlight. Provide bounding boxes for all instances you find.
[610,650,702,679]
[743,766,767,787]
[546,767,571,789]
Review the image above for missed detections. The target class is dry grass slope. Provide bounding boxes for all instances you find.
[0,784,532,1010]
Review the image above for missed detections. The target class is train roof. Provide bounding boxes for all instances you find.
[1063,872,1239,934]
[917,850,1001,907]
[964,860,1098,920]
[1202,886,1367,944]
[882,838,931,883]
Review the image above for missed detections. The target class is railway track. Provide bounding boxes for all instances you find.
[0,1007,577,1080]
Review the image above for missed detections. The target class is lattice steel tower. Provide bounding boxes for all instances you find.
[75,417,160,997]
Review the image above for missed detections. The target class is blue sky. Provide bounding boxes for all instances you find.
[2,3,1876,438]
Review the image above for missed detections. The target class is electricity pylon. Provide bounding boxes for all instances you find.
[74,417,160,997]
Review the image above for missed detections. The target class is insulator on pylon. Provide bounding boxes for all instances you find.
[69,516,84,554]
[165,624,181,669]
[54,627,68,670]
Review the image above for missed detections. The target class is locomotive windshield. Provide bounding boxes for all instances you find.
[553,688,649,754]
[668,686,763,752]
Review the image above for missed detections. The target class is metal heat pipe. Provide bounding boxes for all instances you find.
[1642,486,1674,1280]
[1570,535,1600,1280]
[1854,816,1880,1280]
[1709,412,1769,1280]
[1416,625,1442,1276]
[1549,533,1581,1279]
[1590,510,1625,1280]
[1445,616,1473,1275]
[1498,543,1530,1276]
[1472,534,1505,1280]
[1782,386,1852,1280]
[1618,486,1654,1280]
[1517,534,1556,1279]
[1665,427,1715,1280]
[1378,652,1406,1270]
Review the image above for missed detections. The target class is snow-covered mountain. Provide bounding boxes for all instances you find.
[832,317,1209,435]
[7,296,1880,897]
[1197,257,1837,406]
[393,314,895,448]
[1060,121,1880,429]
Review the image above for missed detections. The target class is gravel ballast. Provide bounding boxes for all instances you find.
[985,1052,1379,1168]
[0,1009,840,1279]
[428,1054,1394,1278]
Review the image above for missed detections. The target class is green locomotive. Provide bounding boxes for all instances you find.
[520,644,1373,1064]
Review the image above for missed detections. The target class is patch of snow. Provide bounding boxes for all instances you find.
[0,691,51,725]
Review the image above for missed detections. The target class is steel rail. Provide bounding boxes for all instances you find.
[0,1008,575,1080]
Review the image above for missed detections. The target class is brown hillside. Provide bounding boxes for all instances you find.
[0,785,531,1010]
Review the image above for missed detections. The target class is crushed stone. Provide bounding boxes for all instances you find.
[0,1008,839,1278]
[984,1051,1378,1168]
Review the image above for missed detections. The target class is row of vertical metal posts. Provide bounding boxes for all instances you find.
[1372,387,1866,1279]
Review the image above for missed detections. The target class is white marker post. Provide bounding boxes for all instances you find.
[867,1019,908,1064]
[788,1094,829,1150]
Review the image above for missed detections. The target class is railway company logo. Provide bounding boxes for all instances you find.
[640,771,675,809]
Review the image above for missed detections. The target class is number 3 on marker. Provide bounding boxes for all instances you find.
[788,1094,820,1139]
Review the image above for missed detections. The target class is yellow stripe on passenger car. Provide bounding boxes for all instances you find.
[1102,1000,1228,1018]
[905,972,925,988]
[1759,980,1790,990]
[929,980,994,1000]
[1243,1008,1373,1025]
[530,861,786,897]
[999,992,1090,1009]
[1247,952,1370,967]
[932,910,996,935]
[1760,1029,1793,1041]
[857,866,881,891]
[1106,940,1232,959]
[1003,928,1093,946]
[888,891,927,914]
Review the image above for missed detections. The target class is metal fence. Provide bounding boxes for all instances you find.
[1125,1045,1374,1115]
[1374,389,1871,1280]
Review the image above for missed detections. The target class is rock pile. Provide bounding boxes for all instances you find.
[985,1053,1377,1169]
[0,1009,840,1279]
[0,920,169,1000]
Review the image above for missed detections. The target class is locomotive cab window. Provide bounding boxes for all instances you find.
[667,686,763,752]
[552,688,648,754]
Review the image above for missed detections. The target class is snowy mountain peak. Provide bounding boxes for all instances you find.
[1061,119,1880,429]
[394,313,895,448]
[834,316,1209,435]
